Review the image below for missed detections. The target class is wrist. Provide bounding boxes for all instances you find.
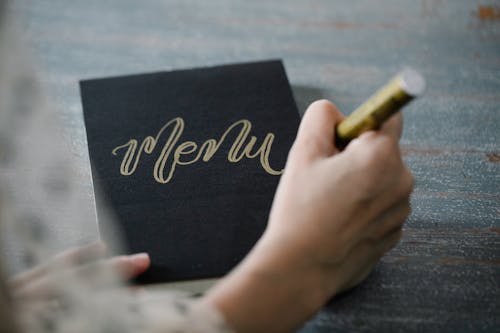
[250,230,335,308]
[202,231,333,333]
[248,232,330,308]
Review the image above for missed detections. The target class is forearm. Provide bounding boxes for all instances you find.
[198,101,411,332]
[200,234,330,333]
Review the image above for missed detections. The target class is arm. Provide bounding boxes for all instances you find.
[198,100,413,333]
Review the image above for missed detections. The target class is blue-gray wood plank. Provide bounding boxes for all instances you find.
[9,0,500,331]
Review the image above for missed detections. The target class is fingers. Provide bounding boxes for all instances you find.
[10,241,107,289]
[288,100,344,166]
[379,112,403,140]
[341,163,411,244]
[338,110,402,153]
[340,112,402,171]
[50,240,108,271]
[336,227,403,293]
[11,252,150,301]
[73,253,151,282]
[107,253,151,278]
[368,198,411,240]
[364,165,413,223]
[380,227,403,254]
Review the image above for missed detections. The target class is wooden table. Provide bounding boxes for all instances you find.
[12,0,499,331]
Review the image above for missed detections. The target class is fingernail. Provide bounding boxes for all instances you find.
[128,252,150,265]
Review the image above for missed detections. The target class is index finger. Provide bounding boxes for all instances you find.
[9,241,107,289]
[288,99,344,165]
[379,112,403,140]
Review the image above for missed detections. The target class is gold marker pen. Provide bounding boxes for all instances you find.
[335,68,425,148]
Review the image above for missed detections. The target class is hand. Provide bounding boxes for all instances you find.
[9,241,150,302]
[201,100,413,333]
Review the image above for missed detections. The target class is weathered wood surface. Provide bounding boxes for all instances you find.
[10,0,499,331]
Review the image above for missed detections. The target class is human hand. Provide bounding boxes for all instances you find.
[202,100,413,333]
[9,241,150,302]
[264,99,413,295]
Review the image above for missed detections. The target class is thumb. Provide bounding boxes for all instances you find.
[288,100,344,166]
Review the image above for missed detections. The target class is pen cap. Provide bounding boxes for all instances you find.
[400,67,426,97]
[336,67,425,144]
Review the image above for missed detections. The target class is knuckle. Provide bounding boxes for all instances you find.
[309,99,335,111]
[346,134,406,201]
[406,169,415,189]
[404,201,412,217]
[358,135,398,172]
[396,228,404,241]
[369,226,386,242]
[399,168,414,198]
[383,229,403,253]
[397,203,411,225]
[289,136,318,165]
[373,135,397,157]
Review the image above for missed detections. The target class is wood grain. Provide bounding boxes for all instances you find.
[10,0,500,331]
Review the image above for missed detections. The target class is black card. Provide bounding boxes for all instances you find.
[80,60,300,283]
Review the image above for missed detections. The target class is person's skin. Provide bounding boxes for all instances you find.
[9,241,150,302]
[5,242,151,333]
[199,100,413,333]
[7,99,412,333]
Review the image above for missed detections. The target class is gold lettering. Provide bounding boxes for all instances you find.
[111,116,283,184]
[153,118,184,184]
[175,141,199,165]
[111,140,138,175]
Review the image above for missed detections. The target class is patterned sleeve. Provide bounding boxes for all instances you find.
[139,292,233,333]
[0,7,233,333]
